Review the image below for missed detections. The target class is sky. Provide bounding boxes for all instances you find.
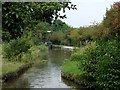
[60,0,119,28]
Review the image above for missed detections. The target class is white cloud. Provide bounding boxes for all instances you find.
[60,0,119,28]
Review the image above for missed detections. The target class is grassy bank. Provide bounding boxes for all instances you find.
[62,38,120,88]
[53,44,79,51]
[2,60,27,76]
[2,44,48,82]
[53,44,76,48]
[61,42,95,86]
[53,45,64,47]
[62,61,83,75]
[52,45,68,49]
[61,61,87,86]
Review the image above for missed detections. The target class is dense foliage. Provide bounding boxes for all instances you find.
[2,33,33,60]
[52,19,69,32]
[69,2,120,88]
[2,2,76,62]
[74,39,120,88]
[2,34,48,62]
[2,2,76,41]
[2,1,120,88]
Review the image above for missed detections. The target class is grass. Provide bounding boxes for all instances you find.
[75,41,96,54]
[62,61,85,75]
[2,60,26,76]
[61,42,95,78]
[2,44,48,77]
[53,44,75,47]
[53,44,65,47]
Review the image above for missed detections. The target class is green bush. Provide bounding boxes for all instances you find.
[94,39,120,88]
[28,44,48,60]
[2,36,32,60]
[70,42,96,62]
[70,38,120,88]
[23,31,41,45]
[2,31,11,42]
[76,39,120,88]
[36,45,48,52]
[70,53,84,61]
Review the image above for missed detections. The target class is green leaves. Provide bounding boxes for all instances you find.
[41,10,44,14]
[63,8,65,13]
[16,14,18,18]
[2,2,77,40]
[71,38,120,88]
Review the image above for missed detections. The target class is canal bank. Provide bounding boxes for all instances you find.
[52,45,79,51]
[61,42,96,88]
[2,63,32,83]
[2,45,48,83]
[61,61,86,87]
[2,49,81,88]
[52,45,87,86]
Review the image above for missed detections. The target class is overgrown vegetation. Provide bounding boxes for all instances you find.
[2,1,120,88]
[2,2,76,41]
[2,2,76,79]
[2,44,48,76]
[62,2,120,88]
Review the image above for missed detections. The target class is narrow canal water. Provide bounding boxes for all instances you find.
[3,49,80,88]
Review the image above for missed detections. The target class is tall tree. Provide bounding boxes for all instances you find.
[52,19,69,32]
[2,2,77,41]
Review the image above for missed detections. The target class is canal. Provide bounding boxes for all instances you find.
[2,48,80,88]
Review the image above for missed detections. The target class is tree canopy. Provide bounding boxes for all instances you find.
[2,2,77,41]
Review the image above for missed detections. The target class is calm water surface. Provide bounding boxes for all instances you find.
[3,49,81,88]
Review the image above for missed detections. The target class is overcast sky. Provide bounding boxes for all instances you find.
[60,0,119,28]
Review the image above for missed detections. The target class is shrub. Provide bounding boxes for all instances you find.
[2,31,11,42]
[70,53,84,61]
[94,39,120,88]
[36,45,48,52]
[2,36,32,60]
[28,45,48,60]
[77,39,120,88]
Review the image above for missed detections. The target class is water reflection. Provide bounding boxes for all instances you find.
[2,49,80,88]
